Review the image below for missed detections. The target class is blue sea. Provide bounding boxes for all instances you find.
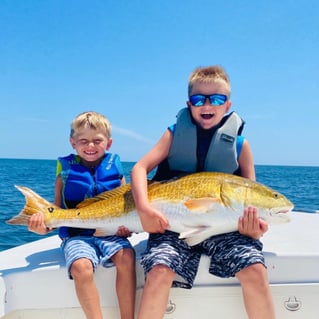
[0,158,318,252]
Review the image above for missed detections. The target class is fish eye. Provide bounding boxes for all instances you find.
[48,207,54,213]
[273,193,279,199]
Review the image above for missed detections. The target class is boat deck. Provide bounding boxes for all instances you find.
[1,211,319,318]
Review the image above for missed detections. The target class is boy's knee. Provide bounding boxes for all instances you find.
[236,262,268,286]
[113,248,136,269]
[70,258,94,280]
[147,264,175,285]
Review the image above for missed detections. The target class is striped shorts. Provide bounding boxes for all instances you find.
[61,235,133,279]
[141,231,265,289]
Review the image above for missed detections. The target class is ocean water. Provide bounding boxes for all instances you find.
[0,158,318,252]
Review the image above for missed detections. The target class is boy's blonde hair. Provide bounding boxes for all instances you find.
[188,65,231,96]
[70,111,112,138]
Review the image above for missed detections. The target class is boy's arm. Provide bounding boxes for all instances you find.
[131,163,169,233]
[238,140,256,180]
[54,175,63,206]
[237,140,268,239]
[28,176,62,235]
[131,130,172,233]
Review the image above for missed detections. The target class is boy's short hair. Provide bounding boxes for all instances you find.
[70,111,112,138]
[188,65,231,96]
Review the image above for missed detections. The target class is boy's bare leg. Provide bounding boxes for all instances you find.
[138,265,175,319]
[71,258,103,319]
[112,248,136,319]
[236,263,275,319]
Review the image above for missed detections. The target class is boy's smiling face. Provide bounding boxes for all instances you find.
[70,127,112,166]
[187,81,232,130]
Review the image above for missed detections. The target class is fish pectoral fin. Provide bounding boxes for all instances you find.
[184,197,220,213]
[93,228,109,237]
[184,235,210,247]
[179,227,208,240]
[179,226,220,246]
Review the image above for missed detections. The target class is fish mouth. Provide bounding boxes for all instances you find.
[268,206,293,222]
[272,205,294,214]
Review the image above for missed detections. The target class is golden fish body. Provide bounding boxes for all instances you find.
[7,172,293,245]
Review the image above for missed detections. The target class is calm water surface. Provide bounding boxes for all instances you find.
[0,159,318,251]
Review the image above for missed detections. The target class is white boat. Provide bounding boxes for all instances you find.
[1,211,319,319]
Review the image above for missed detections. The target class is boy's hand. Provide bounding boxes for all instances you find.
[238,206,268,240]
[28,212,52,235]
[138,207,169,234]
[116,225,132,237]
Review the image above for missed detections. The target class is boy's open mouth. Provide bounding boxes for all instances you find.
[201,113,214,119]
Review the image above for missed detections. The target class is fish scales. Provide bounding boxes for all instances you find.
[6,172,293,245]
[149,173,220,200]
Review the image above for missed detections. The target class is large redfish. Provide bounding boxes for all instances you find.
[7,172,293,245]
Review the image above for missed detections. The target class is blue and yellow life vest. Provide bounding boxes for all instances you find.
[57,153,123,238]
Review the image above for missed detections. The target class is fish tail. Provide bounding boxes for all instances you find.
[6,185,54,226]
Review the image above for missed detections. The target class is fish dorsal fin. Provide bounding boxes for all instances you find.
[76,184,132,208]
[76,179,158,208]
[184,197,220,213]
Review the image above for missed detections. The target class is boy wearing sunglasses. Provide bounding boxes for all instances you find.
[131,66,275,319]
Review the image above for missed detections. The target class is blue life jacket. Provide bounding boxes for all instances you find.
[153,108,245,181]
[57,153,123,238]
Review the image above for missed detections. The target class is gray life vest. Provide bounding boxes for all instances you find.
[167,108,245,174]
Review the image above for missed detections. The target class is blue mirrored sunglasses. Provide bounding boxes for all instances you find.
[189,94,228,107]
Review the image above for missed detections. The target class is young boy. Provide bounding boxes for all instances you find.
[28,111,136,319]
[131,66,275,319]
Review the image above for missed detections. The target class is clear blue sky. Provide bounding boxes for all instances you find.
[1,0,318,166]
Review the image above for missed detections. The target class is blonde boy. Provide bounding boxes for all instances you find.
[131,66,275,319]
[28,111,136,319]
